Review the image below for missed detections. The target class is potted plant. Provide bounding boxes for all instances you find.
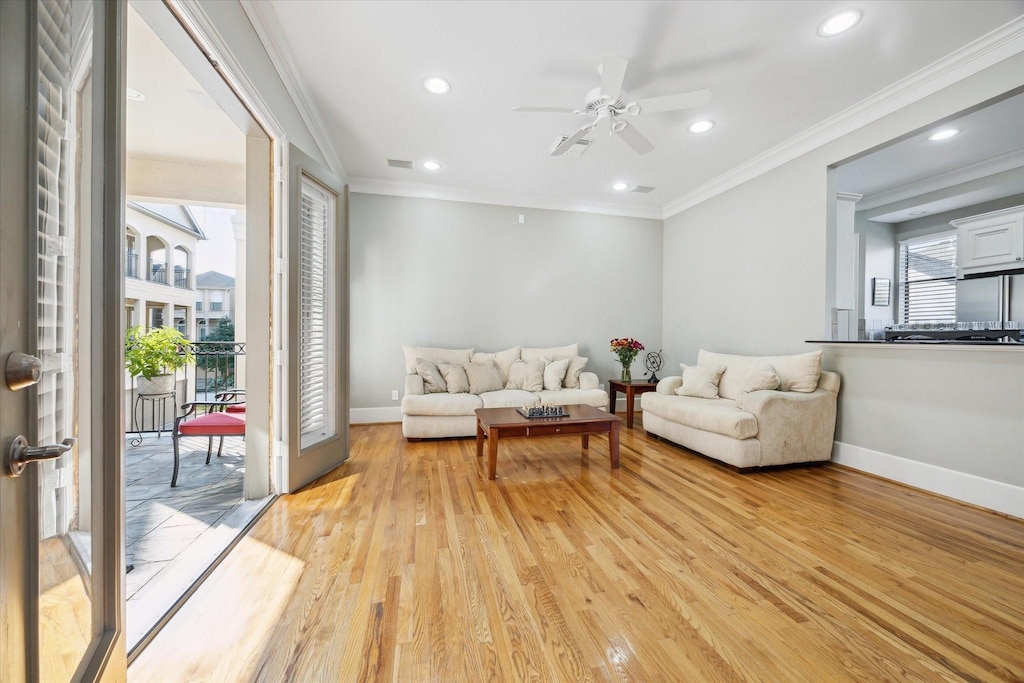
[125,326,195,396]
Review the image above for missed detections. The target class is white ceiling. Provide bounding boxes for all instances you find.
[838,92,1024,222]
[126,6,244,166]
[257,0,1024,217]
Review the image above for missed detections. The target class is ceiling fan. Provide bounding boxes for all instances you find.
[513,55,710,156]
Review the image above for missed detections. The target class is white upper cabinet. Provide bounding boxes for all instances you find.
[951,205,1024,278]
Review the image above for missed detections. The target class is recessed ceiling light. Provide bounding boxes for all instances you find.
[421,160,442,171]
[423,77,451,94]
[126,87,146,101]
[928,128,959,141]
[909,210,927,216]
[611,182,630,191]
[818,10,862,37]
[688,120,714,134]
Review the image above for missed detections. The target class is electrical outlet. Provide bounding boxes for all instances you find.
[518,213,525,224]
[391,389,399,401]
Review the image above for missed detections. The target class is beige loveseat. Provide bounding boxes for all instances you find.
[402,343,608,439]
[640,350,840,469]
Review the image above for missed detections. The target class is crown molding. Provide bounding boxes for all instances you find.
[662,16,1024,220]
[239,0,346,180]
[856,147,1024,211]
[348,178,664,220]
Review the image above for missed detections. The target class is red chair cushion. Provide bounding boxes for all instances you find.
[178,411,246,436]
[225,402,246,413]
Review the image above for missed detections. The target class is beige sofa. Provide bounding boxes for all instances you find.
[402,343,608,439]
[640,350,840,469]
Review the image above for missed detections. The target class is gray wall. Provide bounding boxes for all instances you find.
[854,217,895,325]
[662,55,1024,486]
[349,194,663,410]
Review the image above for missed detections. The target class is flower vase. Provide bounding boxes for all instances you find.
[620,366,631,383]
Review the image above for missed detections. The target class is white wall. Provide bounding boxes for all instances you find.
[349,194,663,412]
[662,55,1024,492]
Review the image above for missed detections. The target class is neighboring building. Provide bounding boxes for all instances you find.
[124,202,204,338]
[195,270,235,340]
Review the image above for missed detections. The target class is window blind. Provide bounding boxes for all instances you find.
[298,179,332,447]
[898,231,957,323]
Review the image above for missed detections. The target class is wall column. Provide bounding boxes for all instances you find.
[834,192,863,340]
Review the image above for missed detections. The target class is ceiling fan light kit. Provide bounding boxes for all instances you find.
[514,54,711,157]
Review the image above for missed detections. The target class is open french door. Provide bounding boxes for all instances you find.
[0,1,127,681]
[283,145,349,492]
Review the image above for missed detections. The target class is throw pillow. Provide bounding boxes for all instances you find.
[415,358,447,394]
[437,363,470,394]
[563,356,588,389]
[543,358,571,391]
[675,363,726,399]
[740,364,780,393]
[471,347,521,385]
[464,360,504,394]
[402,345,473,374]
[521,343,579,364]
[506,359,545,392]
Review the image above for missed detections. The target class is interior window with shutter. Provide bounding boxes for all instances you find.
[898,231,957,323]
[299,178,334,449]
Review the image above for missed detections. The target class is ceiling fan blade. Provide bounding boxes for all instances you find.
[600,55,628,101]
[616,121,654,155]
[551,120,597,156]
[634,88,711,114]
[513,106,580,114]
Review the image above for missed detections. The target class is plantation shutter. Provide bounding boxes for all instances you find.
[898,231,957,323]
[37,0,75,537]
[298,178,332,448]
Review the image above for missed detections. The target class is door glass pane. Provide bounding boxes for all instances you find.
[36,0,94,678]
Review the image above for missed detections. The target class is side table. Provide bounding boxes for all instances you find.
[607,379,658,429]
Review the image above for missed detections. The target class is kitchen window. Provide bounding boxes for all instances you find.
[898,231,957,323]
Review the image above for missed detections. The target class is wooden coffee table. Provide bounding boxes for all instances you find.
[474,405,621,480]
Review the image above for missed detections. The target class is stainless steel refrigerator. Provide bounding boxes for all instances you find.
[956,273,1024,323]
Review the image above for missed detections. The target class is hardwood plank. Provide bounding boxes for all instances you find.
[130,424,1024,682]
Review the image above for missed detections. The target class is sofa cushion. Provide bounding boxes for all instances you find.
[563,356,588,389]
[471,347,521,385]
[403,345,473,374]
[641,392,758,440]
[464,360,504,394]
[521,343,578,364]
[415,358,447,393]
[402,392,483,416]
[677,364,726,399]
[506,359,544,392]
[698,350,823,398]
[480,389,538,408]
[543,358,571,390]
[437,363,470,393]
[536,388,607,409]
[741,364,781,392]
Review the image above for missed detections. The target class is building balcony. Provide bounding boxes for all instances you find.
[126,250,140,279]
[148,259,168,284]
[174,267,191,289]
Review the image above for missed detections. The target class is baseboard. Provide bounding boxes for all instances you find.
[350,406,402,424]
[832,441,1023,519]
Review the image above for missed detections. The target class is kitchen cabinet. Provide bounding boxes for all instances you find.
[952,205,1024,278]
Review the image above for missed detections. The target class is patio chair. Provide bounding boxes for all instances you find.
[215,388,246,414]
[171,400,245,487]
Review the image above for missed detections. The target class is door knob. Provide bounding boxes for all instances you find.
[5,435,77,477]
[5,352,42,391]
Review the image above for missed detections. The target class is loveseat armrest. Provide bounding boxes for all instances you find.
[736,387,838,466]
[579,371,599,391]
[405,373,424,396]
[657,376,682,395]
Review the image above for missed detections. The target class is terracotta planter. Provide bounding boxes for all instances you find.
[136,374,174,396]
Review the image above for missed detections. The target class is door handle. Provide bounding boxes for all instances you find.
[5,435,77,477]
[5,352,42,391]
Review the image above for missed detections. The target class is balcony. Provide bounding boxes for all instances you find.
[148,259,168,284]
[174,267,191,289]
[126,250,140,279]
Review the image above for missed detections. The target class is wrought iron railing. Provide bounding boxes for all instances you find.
[125,341,246,436]
[126,250,139,278]
[174,267,191,289]
[147,258,167,284]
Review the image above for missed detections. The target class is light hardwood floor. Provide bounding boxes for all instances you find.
[130,422,1024,682]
